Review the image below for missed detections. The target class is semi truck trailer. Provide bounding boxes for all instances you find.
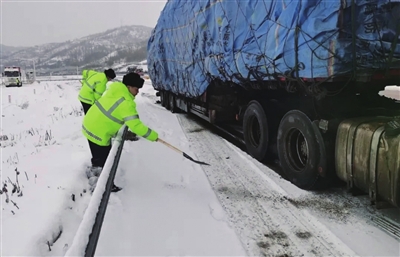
[147,0,400,208]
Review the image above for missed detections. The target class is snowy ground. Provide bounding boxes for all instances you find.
[1,79,399,256]
[1,80,91,255]
[0,79,245,256]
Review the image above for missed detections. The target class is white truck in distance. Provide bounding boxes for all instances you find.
[3,66,23,87]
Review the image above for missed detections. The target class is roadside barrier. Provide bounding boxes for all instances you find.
[65,126,128,257]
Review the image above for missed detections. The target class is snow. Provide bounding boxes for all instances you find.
[1,78,399,256]
[1,81,91,255]
[0,78,246,256]
[379,85,400,101]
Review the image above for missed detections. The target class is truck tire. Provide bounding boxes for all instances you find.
[243,101,269,161]
[161,91,168,108]
[169,94,177,113]
[165,92,171,110]
[277,110,324,190]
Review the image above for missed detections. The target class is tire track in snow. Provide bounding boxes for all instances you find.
[177,115,356,257]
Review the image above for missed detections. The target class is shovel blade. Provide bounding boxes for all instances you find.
[183,152,210,166]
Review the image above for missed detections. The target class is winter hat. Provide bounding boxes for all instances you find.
[123,72,144,88]
[104,69,116,79]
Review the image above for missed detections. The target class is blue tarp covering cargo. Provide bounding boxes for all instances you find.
[147,0,400,97]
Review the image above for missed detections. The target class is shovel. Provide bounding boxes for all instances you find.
[157,138,210,166]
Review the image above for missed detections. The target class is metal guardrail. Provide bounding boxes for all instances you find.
[65,126,128,257]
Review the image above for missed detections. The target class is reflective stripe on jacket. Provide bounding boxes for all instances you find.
[78,72,108,105]
[82,69,98,81]
[82,81,158,146]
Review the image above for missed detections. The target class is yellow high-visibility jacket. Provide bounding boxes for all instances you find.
[82,81,158,146]
[78,71,108,105]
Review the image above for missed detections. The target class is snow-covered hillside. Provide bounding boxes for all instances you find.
[0,44,27,58]
[1,25,152,73]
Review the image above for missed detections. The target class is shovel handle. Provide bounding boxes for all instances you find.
[157,138,183,154]
[157,138,210,166]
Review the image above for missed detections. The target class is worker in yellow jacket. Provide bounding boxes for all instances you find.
[81,69,98,81]
[82,72,158,192]
[78,68,116,114]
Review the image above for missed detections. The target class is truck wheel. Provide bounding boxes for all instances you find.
[277,110,323,190]
[169,94,177,113]
[243,101,269,161]
[161,91,168,108]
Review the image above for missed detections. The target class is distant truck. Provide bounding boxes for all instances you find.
[3,66,23,87]
[127,66,144,76]
[147,1,400,208]
[126,66,138,73]
[25,70,35,83]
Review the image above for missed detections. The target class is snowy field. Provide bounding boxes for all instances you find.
[1,79,399,256]
[0,79,245,256]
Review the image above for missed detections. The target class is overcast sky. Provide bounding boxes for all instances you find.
[1,0,167,47]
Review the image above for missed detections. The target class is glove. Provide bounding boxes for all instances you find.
[125,130,139,141]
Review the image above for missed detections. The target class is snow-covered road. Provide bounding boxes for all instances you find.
[176,113,400,256]
[100,81,399,256]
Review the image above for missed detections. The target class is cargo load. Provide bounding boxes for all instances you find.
[148,0,400,97]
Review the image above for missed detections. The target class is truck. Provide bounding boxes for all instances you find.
[147,0,400,208]
[3,66,23,87]
[25,70,35,83]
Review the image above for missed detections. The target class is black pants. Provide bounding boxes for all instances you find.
[81,101,92,114]
[88,140,112,167]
